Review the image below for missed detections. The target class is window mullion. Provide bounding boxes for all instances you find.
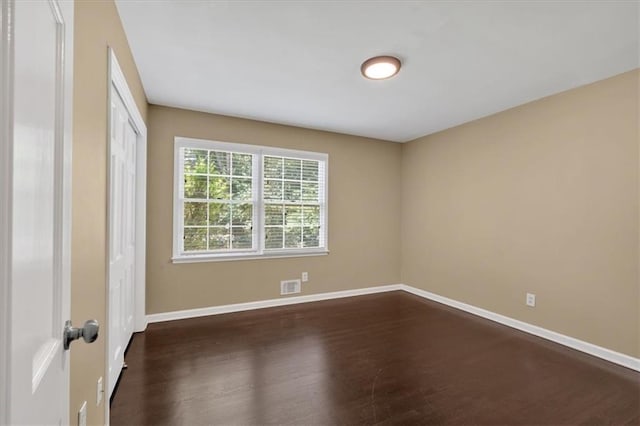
[281,171,285,250]
[206,150,210,251]
[300,174,304,248]
[255,152,263,254]
[228,153,233,249]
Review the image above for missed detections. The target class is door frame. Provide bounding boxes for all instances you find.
[0,0,15,423]
[105,46,147,412]
[107,47,147,333]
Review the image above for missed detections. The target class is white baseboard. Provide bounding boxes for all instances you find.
[145,282,639,372]
[399,284,640,372]
[146,284,403,323]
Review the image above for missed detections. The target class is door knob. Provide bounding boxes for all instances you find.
[63,319,99,350]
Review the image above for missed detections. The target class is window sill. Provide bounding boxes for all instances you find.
[171,249,330,264]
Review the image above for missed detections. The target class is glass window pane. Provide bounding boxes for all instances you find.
[184,175,207,199]
[264,204,283,225]
[209,151,230,175]
[303,226,320,248]
[264,179,283,200]
[285,205,302,226]
[302,182,318,202]
[208,203,230,226]
[285,226,302,248]
[184,202,207,226]
[209,176,230,200]
[302,160,319,181]
[181,146,325,256]
[209,227,230,250]
[232,153,252,177]
[183,149,208,174]
[231,203,252,226]
[231,177,252,200]
[232,226,252,249]
[265,226,283,249]
[264,156,282,179]
[183,227,207,251]
[284,158,301,180]
[303,205,320,226]
[284,181,301,201]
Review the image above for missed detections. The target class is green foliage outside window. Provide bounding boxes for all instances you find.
[181,147,323,254]
[182,148,253,252]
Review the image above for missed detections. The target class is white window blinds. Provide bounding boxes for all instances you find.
[263,156,326,250]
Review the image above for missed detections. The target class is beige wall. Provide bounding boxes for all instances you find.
[401,70,639,358]
[71,1,147,424]
[146,105,402,314]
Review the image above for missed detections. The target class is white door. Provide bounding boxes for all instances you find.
[1,0,75,424]
[108,86,138,397]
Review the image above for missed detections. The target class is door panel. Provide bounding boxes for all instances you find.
[7,0,73,423]
[108,86,137,397]
[124,122,136,338]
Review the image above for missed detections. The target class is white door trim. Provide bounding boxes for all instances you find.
[0,1,15,422]
[107,47,147,333]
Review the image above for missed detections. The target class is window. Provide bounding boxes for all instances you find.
[173,137,328,262]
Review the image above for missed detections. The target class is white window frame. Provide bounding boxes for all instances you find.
[172,137,329,263]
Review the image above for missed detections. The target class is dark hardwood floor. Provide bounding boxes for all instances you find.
[110,291,640,425]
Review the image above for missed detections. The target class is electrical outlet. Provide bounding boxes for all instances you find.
[526,293,536,307]
[78,401,87,426]
[301,272,308,282]
[96,376,103,405]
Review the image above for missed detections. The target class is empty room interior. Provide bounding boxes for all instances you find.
[4,0,640,425]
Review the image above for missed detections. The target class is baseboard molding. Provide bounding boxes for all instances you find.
[145,282,639,372]
[146,284,403,324]
[399,284,640,372]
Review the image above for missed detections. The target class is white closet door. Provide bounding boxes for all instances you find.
[108,86,137,397]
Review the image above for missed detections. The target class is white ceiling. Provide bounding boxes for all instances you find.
[116,1,639,142]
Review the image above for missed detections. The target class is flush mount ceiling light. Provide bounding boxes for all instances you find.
[361,56,401,80]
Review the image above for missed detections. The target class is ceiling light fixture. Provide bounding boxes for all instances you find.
[361,56,401,80]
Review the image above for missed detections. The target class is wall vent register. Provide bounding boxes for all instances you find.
[280,279,302,295]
